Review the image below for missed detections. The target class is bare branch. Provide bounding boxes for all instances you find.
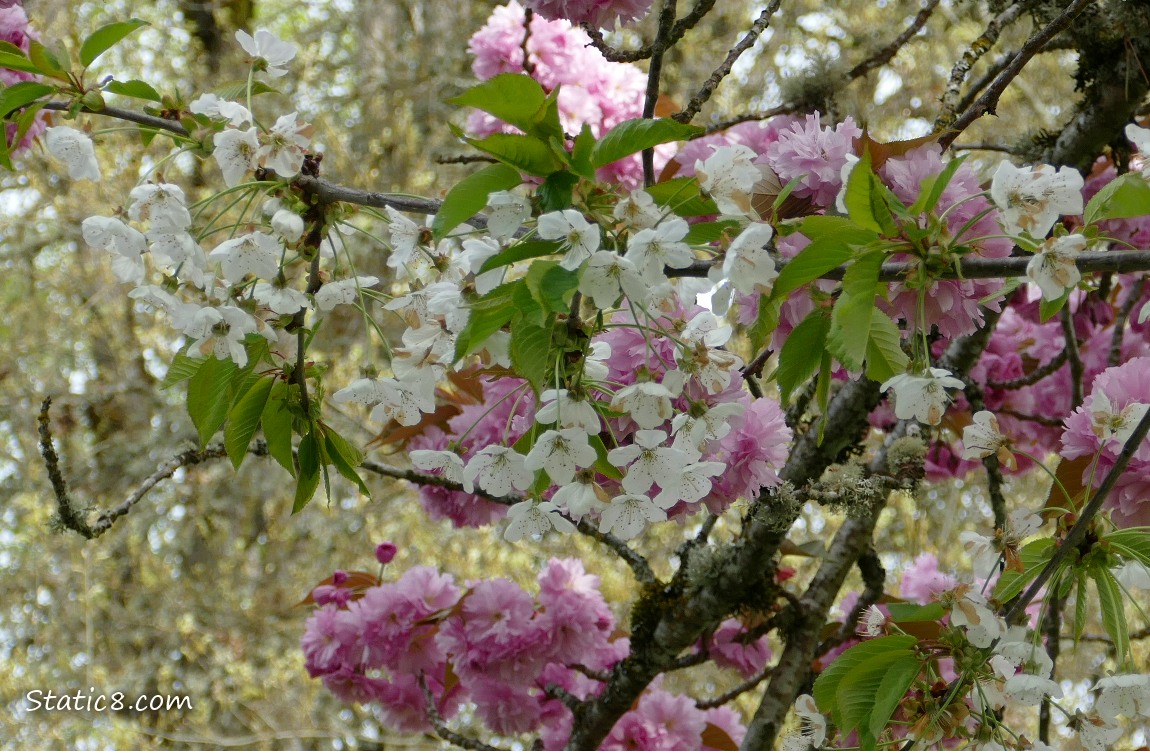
[37,397,94,538]
[986,348,1068,389]
[43,101,189,136]
[1058,305,1085,410]
[696,664,774,710]
[939,0,1093,151]
[642,0,680,185]
[419,675,502,751]
[1109,277,1146,367]
[934,2,1025,130]
[846,0,942,81]
[672,0,783,125]
[702,106,795,136]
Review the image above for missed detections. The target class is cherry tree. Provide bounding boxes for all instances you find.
[12,0,1150,748]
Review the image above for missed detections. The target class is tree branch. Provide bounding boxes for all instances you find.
[1108,277,1146,367]
[642,0,679,185]
[845,0,941,82]
[986,348,1067,389]
[419,675,502,751]
[1058,305,1085,410]
[934,2,1024,130]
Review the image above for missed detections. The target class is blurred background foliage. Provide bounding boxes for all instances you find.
[0,0,1134,748]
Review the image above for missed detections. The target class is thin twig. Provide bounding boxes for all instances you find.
[418,675,501,751]
[672,0,783,125]
[37,397,94,538]
[579,0,715,63]
[950,142,1019,153]
[1108,277,1146,367]
[435,154,499,165]
[702,105,795,136]
[642,0,679,185]
[934,2,1024,130]
[986,348,1067,390]
[520,8,536,75]
[696,664,775,710]
[1059,306,1084,410]
[545,684,582,711]
[1004,405,1150,626]
[845,0,941,81]
[567,663,611,682]
[939,0,1093,151]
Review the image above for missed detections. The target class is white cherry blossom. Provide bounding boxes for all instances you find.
[189,93,252,127]
[260,112,310,177]
[793,694,826,748]
[695,144,759,217]
[581,341,612,382]
[485,190,531,240]
[147,230,204,270]
[410,449,473,492]
[213,128,260,187]
[880,368,966,425]
[182,305,259,366]
[129,183,192,231]
[523,428,597,485]
[579,250,648,309]
[1093,674,1150,721]
[332,376,434,427]
[504,499,574,542]
[1003,673,1062,706]
[1089,390,1149,448]
[961,410,1015,469]
[860,604,886,637]
[1074,712,1124,750]
[536,389,601,434]
[671,402,744,451]
[990,161,1084,237]
[45,126,101,181]
[950,592,1005,648]
[1126,123,1150,179]
[607,429,691,495]
[461,237,504,295]
[1027,233,1086,301]
[82,216,146,259]
[624,217,693,282]
[465,446,533,496]
[598,492,665,539]
[610,380,676,430]
[253,281,310,315]
[313,275,380,311]
[386,208,423,270]
[209,232,282,282]
[721,222,777,295]
[235,28,297,77]
[271,209,305,243]
[613,188,662,230]
[653,459,724,507]
[537,209,600,270]
[551,476,606,519]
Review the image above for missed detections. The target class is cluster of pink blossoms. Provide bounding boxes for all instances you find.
[524,0,652,28]
[301,554,750,748]
[467,1,665,187]
[0,0,46,150]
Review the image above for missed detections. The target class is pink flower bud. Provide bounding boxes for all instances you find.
[331,570,349,586]
[375,541,397,565]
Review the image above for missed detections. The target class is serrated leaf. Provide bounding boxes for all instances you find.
[0,43,40,74]
[1104,530,1150,569]
[776,311,830,403]
[569,124,596,179]
[81,19,148,68]
[432,162,521,240]
[843,150,887,234]
[262,382,295,474]
[1091,560,1131,668]
[293,431,321,513]
[910,155,968,216]
[27,40,68,81]
[684,219,741,245]
[994,537,1055,602]
[324,429,370,497]
[187,356,240,447]
[537,170,579,212]
[885,601,944,622]
[526,260,579,313]
[510,319,553,395]
[837,651,909,749]
[454,283,520,362]
[747,294,782,357]
[870,654,922,739]
[512,277,548,327]
[479,240,562,273]
[588,433,623,481]
[0,81,54,118]
[448,74,552,139]
[103,79,161,102]
[1039,290,1069,322]
[865,310,909,383]
[813,635,917,718]
[463,132,564,177]
[224,375,275,469]
[1084,173,1150,226]
[1073,571,1088,645]
[212,78,279,100]
[645,176,719,216]
[590,117,702,169]
[826,250,884,372]
[772,237,856,300]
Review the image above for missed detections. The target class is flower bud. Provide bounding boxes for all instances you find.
[271,209,304,243]
[331,570,348,586]
[374,541,397,565]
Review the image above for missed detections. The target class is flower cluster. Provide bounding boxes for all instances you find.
[0,1,46,151]
[301,554,745,748]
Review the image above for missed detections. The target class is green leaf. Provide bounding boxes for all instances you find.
[776,311,830,403]
[463,132,564,177]
[569,124,596,179]
[645,176,718,216]
[225,375,275,470]
[324,429,370,497]
[865,310,909,383]
[869,654,923,739]
[771,236,856,299]
[1073,571,1088,645]
[684,219,741,245]
[293,431,321,513]
[510,319,554,394]
[454,283,520,361]
[448,74,554,139]
[813,635,917,718]
[213,79,279,100]
[432,162,519,239]
[80,19,149,68]
[1084,173,1150,226]
[187,356,240,447]
[0,43,41,74]
[910,155,968,216]
[843,150,887,234]
[590,117,702,169]
[588,433,623,481]
[432,162,521,240]
[747,294,781,358]
[27,39,68,81]
[262,382,296,474]
[103,79,161,102]
[525,260,579,313]
[1038,289,1069,322]
[162,352,205,388]
[826,250,884,372]
[479,240,562,273]
[1091,560,1131,668]
[537,170,579,212]
[512,277,548,327]
[994,537,1056,602]
[885,602,945,622]
[1104,529,1150,569]
[0,81,55,118]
